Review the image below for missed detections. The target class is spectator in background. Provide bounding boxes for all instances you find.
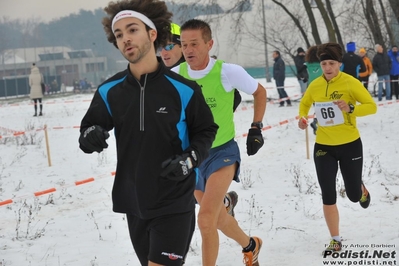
[373,44,392,101]
[80,79,87,93]
[29,63,44,116]
[387,45,399,99]
[273,50,291,107]
[86,81,93,92]
[50,79,58,94]
[358,47,373,90]
[341,42,366,80]
[305,45,322,84]
[73,79,80,93]
[44,84,50,94]
[294,47,309,95]
[60,83,66,93]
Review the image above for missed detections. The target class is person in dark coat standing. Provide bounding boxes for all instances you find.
[294,47,309,95]
[341,42,366,80]
[373,44,392,101]
[273,50,291,107]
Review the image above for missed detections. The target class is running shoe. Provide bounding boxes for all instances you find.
[360,184,371,208]
[243,237,262,266]
[323,239,342,255]
[225,191,238,217]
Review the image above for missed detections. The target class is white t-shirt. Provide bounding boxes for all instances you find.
[171,57,258,95]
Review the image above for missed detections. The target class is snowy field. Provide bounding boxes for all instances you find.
[0,77,398,266]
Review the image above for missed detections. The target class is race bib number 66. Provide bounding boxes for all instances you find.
[314,101,344,127]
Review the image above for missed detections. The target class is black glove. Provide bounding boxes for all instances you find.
[79,125,110,153]
[160,150,198,181]
[246,128,264,156]
[303,78,308,83]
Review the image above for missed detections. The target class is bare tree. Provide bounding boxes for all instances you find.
[388,0,399,26]
[324,0,344,47]
[313,0,336,43]
[271,0,312,48]
[363,0,386,49]
[2,0,399,68]
[377,0,395,46]
[302,0,322,45]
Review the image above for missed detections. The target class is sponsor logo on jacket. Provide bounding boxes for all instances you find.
[156,107,168,114]
[329,91,343,100]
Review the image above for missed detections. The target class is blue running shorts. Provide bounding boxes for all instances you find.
[196,139,241,191]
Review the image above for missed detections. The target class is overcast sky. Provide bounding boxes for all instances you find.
[0,0,112,22]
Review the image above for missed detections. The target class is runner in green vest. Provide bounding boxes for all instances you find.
[172,19,267,266]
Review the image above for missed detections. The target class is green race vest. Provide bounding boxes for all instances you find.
[179,60,235,148]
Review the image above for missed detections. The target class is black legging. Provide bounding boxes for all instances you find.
[314,138,363,205]
[33,98,43,113]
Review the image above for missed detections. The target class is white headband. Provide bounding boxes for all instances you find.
[111,10,157,33]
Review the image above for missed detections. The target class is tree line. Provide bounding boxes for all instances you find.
[213,0,399,60]
[1,0,398,68]
[0,2,228,65]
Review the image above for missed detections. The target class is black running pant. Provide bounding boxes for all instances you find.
[314,138,363,205]
[127,210,195,266]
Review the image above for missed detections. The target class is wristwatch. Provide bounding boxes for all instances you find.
[348,104,355,114]
[251,121,263,129]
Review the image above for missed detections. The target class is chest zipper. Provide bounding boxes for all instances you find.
[325,82,329,97]
[136,74,148,131]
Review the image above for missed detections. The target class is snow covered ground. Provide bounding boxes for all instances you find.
[0,77,398,266]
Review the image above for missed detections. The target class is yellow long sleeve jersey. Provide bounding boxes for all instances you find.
[299,72,377,145]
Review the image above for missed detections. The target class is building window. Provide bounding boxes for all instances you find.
[86,62,104,72]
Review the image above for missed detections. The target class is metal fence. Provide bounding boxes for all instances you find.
[0,70,118,99]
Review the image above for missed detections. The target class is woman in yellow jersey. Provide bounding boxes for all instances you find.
[298,43,377,254]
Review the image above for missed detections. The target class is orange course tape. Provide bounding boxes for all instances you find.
[34,188,56,197]
[0,199,13,206]
[0,172,116,207]
[75,177,95,186]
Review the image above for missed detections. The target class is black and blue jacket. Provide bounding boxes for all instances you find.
[79,59,217,219]
[341,52,366,79]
